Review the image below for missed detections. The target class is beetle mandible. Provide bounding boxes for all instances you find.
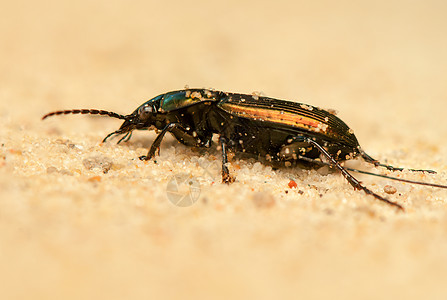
[42,88,447,211]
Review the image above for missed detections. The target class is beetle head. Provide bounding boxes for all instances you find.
[96,101,160,143]
[42,99,160,144]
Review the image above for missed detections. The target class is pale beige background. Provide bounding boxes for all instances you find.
[1,0,447,299]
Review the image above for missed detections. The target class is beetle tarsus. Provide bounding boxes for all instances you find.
[222,169,236,184]
[358,185,405,212]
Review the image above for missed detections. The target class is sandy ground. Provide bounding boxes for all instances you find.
[1,0,447,299]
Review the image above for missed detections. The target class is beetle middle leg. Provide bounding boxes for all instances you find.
[219,136,235,184]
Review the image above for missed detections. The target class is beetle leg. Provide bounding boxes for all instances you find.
[219,136,235,184]
[302,137,404,211]
[140,123,179,161]
[170,127,211,148]
[360,150,436,174]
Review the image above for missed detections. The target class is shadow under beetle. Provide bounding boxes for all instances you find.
[42,88,447,211]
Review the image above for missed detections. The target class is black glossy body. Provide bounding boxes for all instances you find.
[112,89,363,166]
[44,88,438,210]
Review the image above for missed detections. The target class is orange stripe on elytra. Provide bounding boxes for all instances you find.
[222,103,328,132]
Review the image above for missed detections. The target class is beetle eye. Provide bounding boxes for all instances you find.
[139,105,154,120]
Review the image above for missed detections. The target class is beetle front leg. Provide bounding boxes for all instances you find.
[219,136,235,184]
[140,123,179,161]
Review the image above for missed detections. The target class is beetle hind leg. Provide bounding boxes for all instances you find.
[302,138,404,211]
[360,150,436,174]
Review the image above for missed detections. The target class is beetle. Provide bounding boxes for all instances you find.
[42,88,447,211]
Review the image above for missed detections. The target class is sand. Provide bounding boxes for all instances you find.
[1,0,447,299]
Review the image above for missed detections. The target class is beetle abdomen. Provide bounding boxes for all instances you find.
[218,93,359,148]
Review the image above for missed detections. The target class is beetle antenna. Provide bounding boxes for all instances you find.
[42,109,128,120]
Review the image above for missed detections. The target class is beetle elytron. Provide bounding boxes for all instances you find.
[42,88,447,211]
